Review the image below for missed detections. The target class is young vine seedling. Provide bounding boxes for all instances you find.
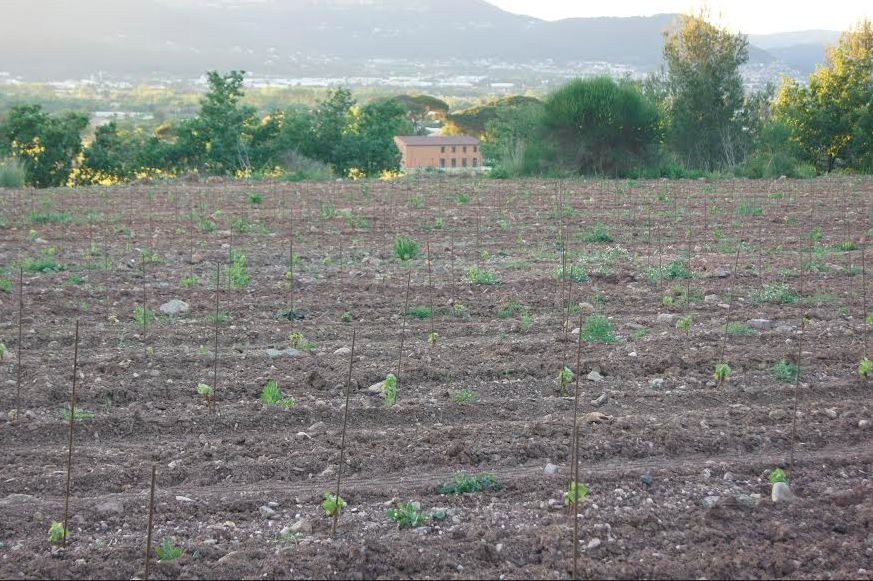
[859,357,872,379]
[196,383,215,414]
[48,522,67,545]
[713,363,732,388]
[563,482,589,513]
[383,373,398,407]
[322,493,346,518]
[154,541,183,562]
[558,366,574,396]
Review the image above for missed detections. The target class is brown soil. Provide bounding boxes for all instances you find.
[1,176,872,580]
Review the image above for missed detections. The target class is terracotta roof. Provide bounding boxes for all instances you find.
[394,136,479,146]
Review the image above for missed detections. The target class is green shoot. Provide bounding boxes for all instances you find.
[563,482,588,511]
[859,357,873,379]
[196,383,215,414]
[0,343,7,359]
[769,469,789,485]
[154,541,183,562]
[558,366,574,396]
[580,315,617,343]
[260,381,296,408]
[676,316,692,333]
[393,238,419,261]
[428,332,438,348]
[134,305,154,329]
[383,373,398,407]
[48,522,67,544]
[322,493,346,517]
[451,389,475,404]
[772,360,799,383]
[713,363,732,387]
[439,473,501,495]
[386,502,430,528]
[463,265,500,285]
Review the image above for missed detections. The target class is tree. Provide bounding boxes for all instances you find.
[543,78,662,175]
[174,71,258,174]
[774,19,873,172]
[663,12,749,170]
[0,104,88,187]
[306,88,355,169]
[443,96,541,139]
[482,100,546,176]
[391,95,449,135]
[342,99,412,175]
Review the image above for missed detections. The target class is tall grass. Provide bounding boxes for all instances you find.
[0,158,26,189]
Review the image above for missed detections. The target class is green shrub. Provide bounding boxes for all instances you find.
[439,473,501,495]
[581,223,614,243]
[407,305,432,319]
[552,263,590,283]
[753,283,797,304]
[580,315,616,343]
[0,158,26,189]
[393,238,419,261]
[772,360,799,383]
[464,265,500,285]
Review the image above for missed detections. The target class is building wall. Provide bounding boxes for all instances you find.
[396,142,482,170]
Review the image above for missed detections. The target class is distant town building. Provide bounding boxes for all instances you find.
[393,136,482,171]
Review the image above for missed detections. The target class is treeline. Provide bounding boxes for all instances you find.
[0,72,421,187]
[485,15,873,179]
[1,14,872,188]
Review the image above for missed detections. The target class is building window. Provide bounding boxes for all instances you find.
[441,146,445,153]
[452,146,456,153]
[440,158,446,168]
[472,158,478,167]
[462,158,467,168]
[451,158,457,168]
[474,146,478,153]
[463,146,467,153]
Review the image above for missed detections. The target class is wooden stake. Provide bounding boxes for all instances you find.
[15,266,22,421]
[788,319,805,480]
[426,241,435,339]
[62,319,80,548]
[331,330,357,536]
[144,464,157,581]
[212,262,221,415]
[396,273,412,396]
[862,241,868,357]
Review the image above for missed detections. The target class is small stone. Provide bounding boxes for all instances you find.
[702,496,721,508]
[307,421,326,434]
[641,476,654,486]
[823,408,838,419]
[368,382,386,396]
[649,378,665,389]
[749,319,775,331]
[290,519,312,534]
[333,347,351,356]
[544,463,559,476]
[591,393,608,407]
[413,527,429,535]
[266,348,302,359]
[704,294,719,303]
[587,371,603,382]
[190,253,204,264]
[578,302,596,315]
[859,420,871,430]
[586,538,602,550]
[584,412,611,424]
[176,496,195,503]
[0,494,35,507]
[159,299,189,316]
[736,494,762,508]
[259,505,276,519]
[723,472,736,481]
[717,267,731,278]
[656,313,677,326]
[771,482,796,503]
[96,500,124,515]
[769,409,788,421]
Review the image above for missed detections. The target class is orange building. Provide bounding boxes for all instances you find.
[393,136,482,171]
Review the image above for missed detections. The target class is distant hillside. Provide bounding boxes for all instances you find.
[0,0,833,80]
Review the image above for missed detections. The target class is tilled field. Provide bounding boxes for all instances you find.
[1,176,872,580]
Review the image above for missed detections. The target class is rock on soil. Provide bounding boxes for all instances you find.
[159,299,189,315]
[772,482,796,503]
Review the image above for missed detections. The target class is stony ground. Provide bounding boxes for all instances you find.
[1,176,872,580]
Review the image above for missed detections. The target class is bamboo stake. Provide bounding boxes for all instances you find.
[863,241,868,357]
[62,319,80,548]
[396,273,412,397]
[144,465,157,580]
[15,266,22,421]
[788,319,805,480]
[331,330,357,536]
[426,241,435,339]
[212,262,221,415]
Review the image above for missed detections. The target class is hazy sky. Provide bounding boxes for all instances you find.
[487,0,871,34]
